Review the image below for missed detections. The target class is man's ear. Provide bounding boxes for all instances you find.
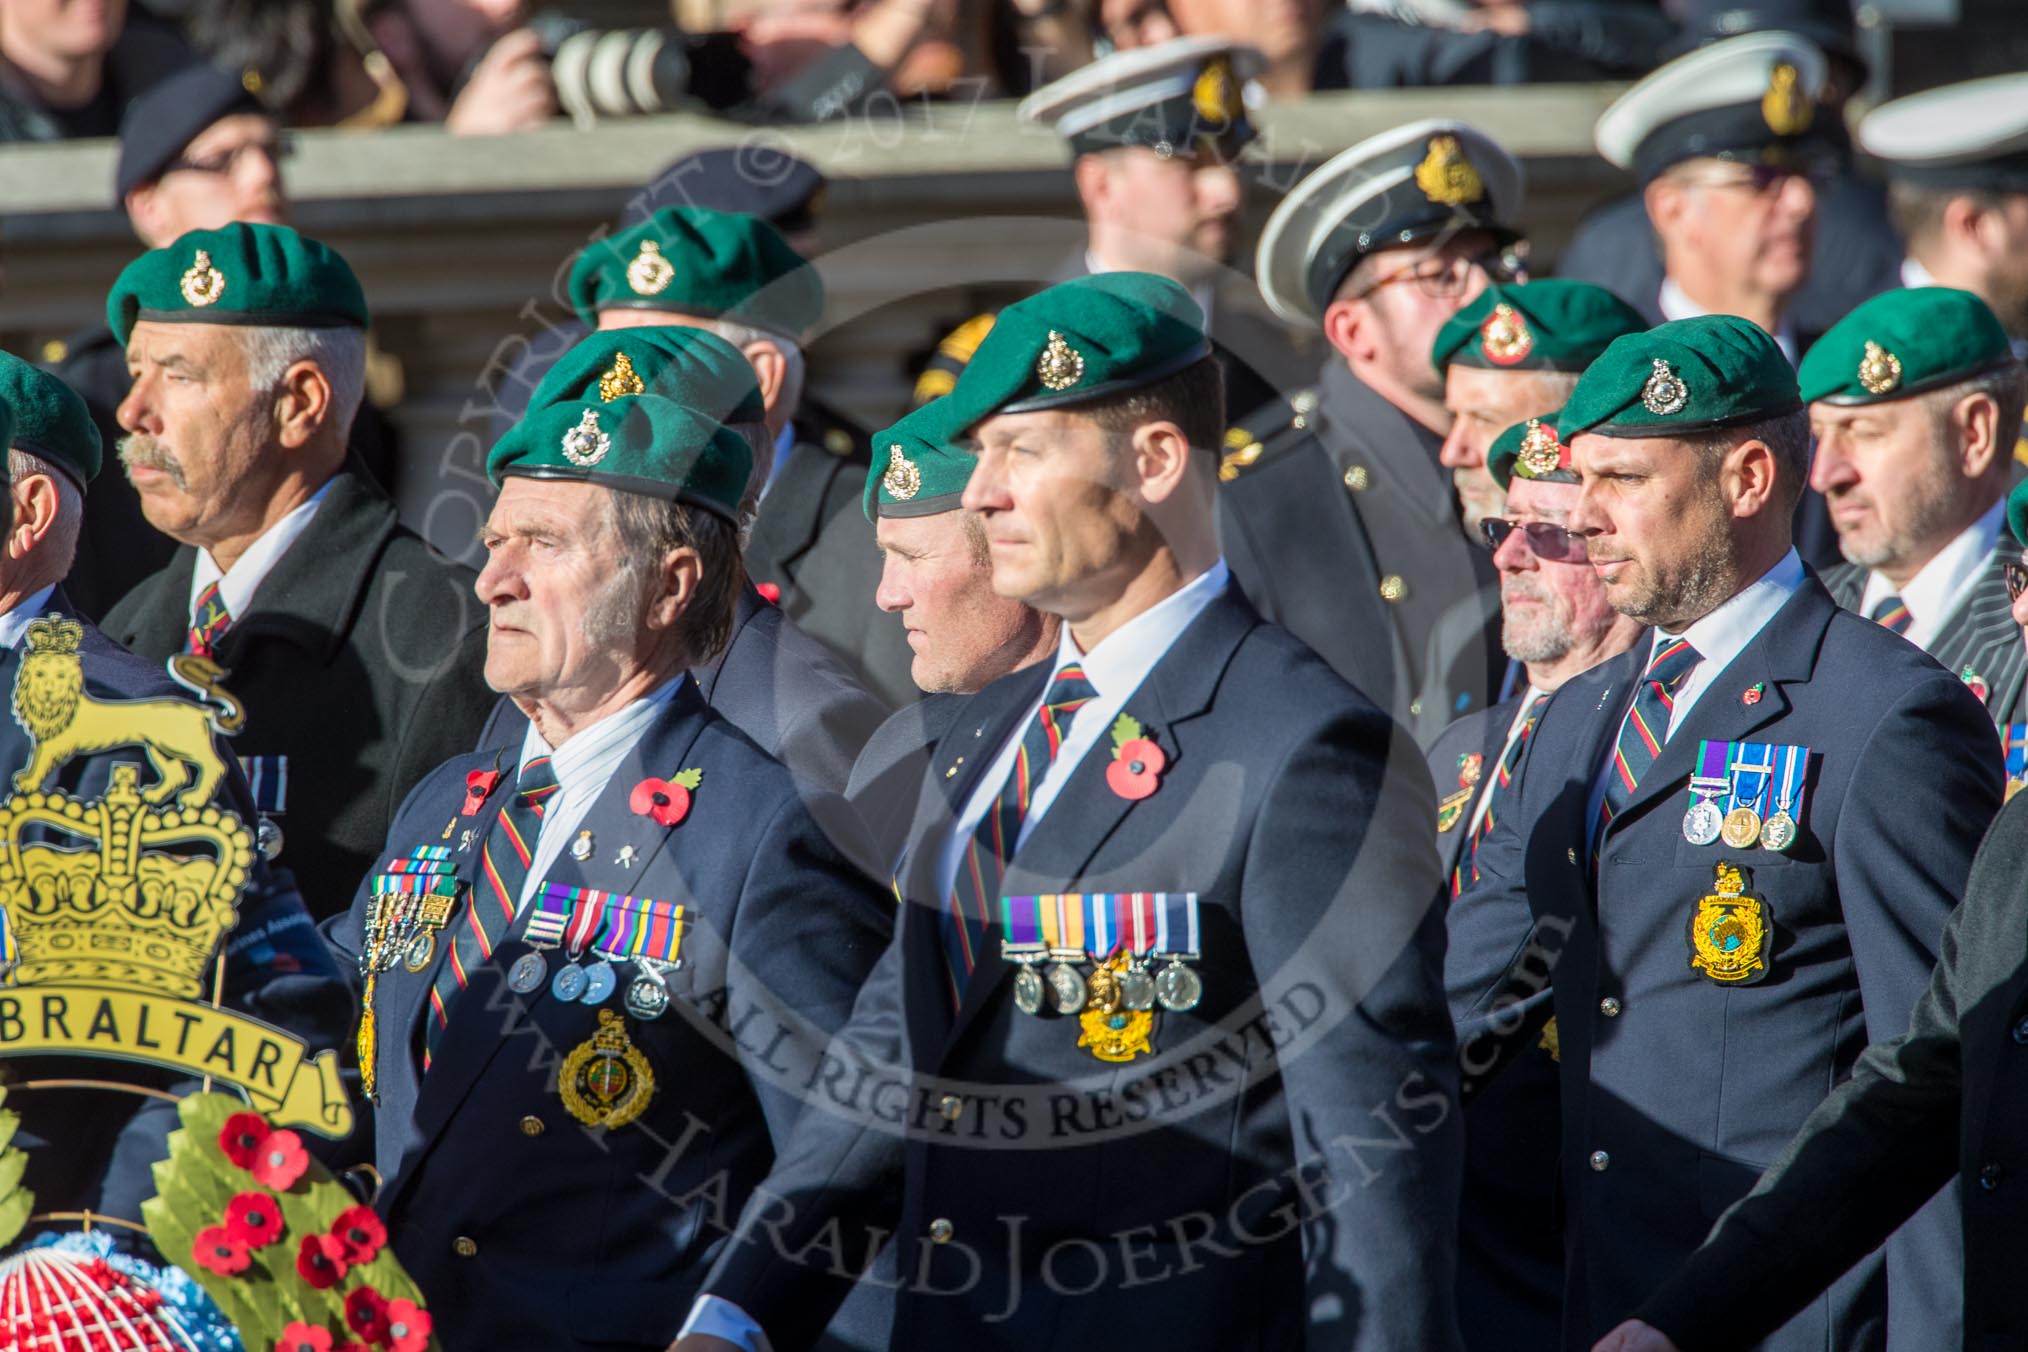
[1321,295,1372,367]
[124,184,167,249]
[6,473,62,562]
[1724,436,1780,518]
[1643,177,1686,240]
[645,546,704,631]
[1129,418,1195,506]
[1953,391,2005,480]
[1073,153,1111,221]
[741,341,788,413]
[273,360,336,450]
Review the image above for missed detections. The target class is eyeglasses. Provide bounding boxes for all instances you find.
[2007,559,2028,601]
[1481,516,1588,563]
[1673,159,1832,198]
[1351,246,1523,302]
[163,133,295,177]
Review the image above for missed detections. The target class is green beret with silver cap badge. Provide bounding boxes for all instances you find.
[1559,314,1801,441]
[0,351,100,485]
[487,393,753,523]
[530,328,768,427]
[566,206,823,338]
[1432,280,1647,374]
[1798,287,2017,407]
[1489,409,1575,490]
[865,398,975,521]
[107,222,368,347]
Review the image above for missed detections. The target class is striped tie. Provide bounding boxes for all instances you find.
[1454,690,1546,898]
[423,755,560,1065]
[1596,639,1701,860]
[187,581,231,658]
[1870,595,1912,635]
[942,664,1098,1009]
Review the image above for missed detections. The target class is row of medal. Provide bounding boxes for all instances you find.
[999,892,1206,1017]
[1680,741,1809,852]
[506,880,688,1023]
[2004,723,2026,802]
[361,848,458,976]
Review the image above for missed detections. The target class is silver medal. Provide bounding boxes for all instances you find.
[1047,962,1088,1014]
[1155,959,1202,1012]
[624,974,670,1019]
[401,930,435,972]
[1760,809,1797,852]
[581,960,618,1005]
[551,963,589,1003]
[1682,800,1723,846]
[1013,965,1045,1014]
[256,816,285,861]
[1119,964,1156,1012]
[508,951,548,994]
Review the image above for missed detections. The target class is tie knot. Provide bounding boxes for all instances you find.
[517,755,560,803]
[1870,595,1912,634]
[1047,663,1098,711]
[1646,638,1701,690]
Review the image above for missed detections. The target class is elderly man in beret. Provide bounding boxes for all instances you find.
[562,204,914,708]
[1429,410,1643,1352]
[1803,288,2028,726]
[325,388,890,1352]
[0,350,349,1238]
[1450,314,2002,1351]
[678,271,1458,1352]
[98,223,493,923]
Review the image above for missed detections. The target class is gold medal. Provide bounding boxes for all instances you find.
[560,1008,655,1129]
[1719,805,1762,848]
[1077,954,1155,1063]
[1688,861,1772,983]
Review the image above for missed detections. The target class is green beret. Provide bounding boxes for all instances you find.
[1559,315,1801,441]
[1488,409,1574,490]
[865,399,974,522]
[2008,476,2028,548]
[567,207,823,338]
[1432,281,1648,374]
[939,272,1209,432]
[0,352,100,485]
[529,328,767,427]
[1799,287,2016,407]
[487,394,753,523]
[108,223,368,347]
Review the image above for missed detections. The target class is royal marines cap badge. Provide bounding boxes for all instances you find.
[598,351,647,401]
[1480,302,1534,366]
[881,443,922,501]
[1516,419,1563,478]
[560,1008,656,1128]
[1688,861,1772,983]
[1761,61,1813,137]
[1857,340,1903,396]
[625,237,675,296]
[1414,134,1485,207]
[1036,330,1086,391]
[1641,358,1690,416]
[180,249,226,307]
[560,407,611,467]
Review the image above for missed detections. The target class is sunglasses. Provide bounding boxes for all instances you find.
[1481,516,1589,563]
[2007,559,2028,601]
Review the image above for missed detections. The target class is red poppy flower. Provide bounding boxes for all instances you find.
[462,768,502,815]
[193,1225,251,1276]
[630,768,701,826]
[1106,738,1165,801]
[275,1323,334,1352]
[344,1288,390,1343]
[225,1190,285,1248]
[219,1112,271,1168]
[330,1205,387,1264]
[296,1232,350,1289]
[380,1299,434,1352]
[755,582,781,604]
[249,1128,309,1190]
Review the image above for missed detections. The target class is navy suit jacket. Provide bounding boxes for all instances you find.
[326,680,892,1351]
[701,583,1464,1351]
[1449,575,2002,1351]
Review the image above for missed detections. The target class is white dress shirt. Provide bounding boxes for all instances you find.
[1464,686,1545,840]
[1658,278,1800,367]
[1858,499,2005,654]
[0,585,61,650]
[1587,550,1806,845]
[187,481,332,624]
[509,677,683,911]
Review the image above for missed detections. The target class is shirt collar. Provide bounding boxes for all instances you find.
[189,480,334,621]
[0,585,61,649]
[1657,278,1799,366]
[1859,498,2005,635]
[1901,256,1938,289]
[517,676,684,789]
[1048,559,1230,701]
[1659,548,1805,674]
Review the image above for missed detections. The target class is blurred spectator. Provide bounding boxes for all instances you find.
[1316,0,1672,90]
[1165,0,1318,96]
[367,0,555,133]
[168,0,411,128]
[0,0,194,140]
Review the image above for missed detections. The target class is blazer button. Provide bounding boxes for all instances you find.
[1379,575,1408,603]
[928,1218,954,1244]
[938,1095,963,1122]
[1599,997,1622,1018]
[1589,1150,1610,1172]
[519,1114,545,1137]
[1342,465,1369,491]
[2012,1016,2028,1045]
[453,1236,478,1258]
[1980,1163,2003,1191]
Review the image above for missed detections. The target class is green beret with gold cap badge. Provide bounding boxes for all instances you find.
[0,351,100,485]
[487,394,753,523]
[1558,314,1801,441]
[530,328,768,427]
[567,206,824,339]
[938,272,1210,433]
[1432,280,1648,374]
[865,398,974,522]
[1489,409,1574,490]
[107,223,368,346]
[1798,287,2017,407]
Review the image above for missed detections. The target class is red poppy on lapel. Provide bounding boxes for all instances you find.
[1105,714,1166,801]
[631,768,704,826]
[756,582,781,604]
[462,769,502,815]
[1741,683,1764,707]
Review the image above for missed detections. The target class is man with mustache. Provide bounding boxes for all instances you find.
[1805,288,2028,725]
[98,222,492,922]
[1449,315,2002,1350]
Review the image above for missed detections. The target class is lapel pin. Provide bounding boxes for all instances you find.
[570,829,594,862]
[615,844,638,869]
[1961,666,1990,701]
[1741,683,1765,707]
[1105,713,1166,801]
[630,768,702,827]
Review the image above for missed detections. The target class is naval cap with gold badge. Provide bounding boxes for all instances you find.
[1018,35,1263,164]
[107,222,368,346]
[566,205,824,339]
[1255,119,1525,327]
[1559,314,1801,440]
[1431,279,1648,374]
[936,272,1210,432]
[487,393,754,522]
[1488,408,1575,490]
[1799,288,2018,407]
[530,327,768,427]
[0,350,100,486]
[1595,30,1830,186]
[864,398,973,521]
[1860,73,2028,194]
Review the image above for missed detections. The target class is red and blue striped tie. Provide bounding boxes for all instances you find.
[1595,639,1701,862]
[1870,595,1912,635]
[187,581,231,658]
[942,664,1098,1009]
[424,755,560,1066]
[1454,690,1546,898]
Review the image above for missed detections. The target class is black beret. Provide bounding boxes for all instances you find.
[115,63,265,202]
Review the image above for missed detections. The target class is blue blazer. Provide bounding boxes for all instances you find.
[1450,575,2002,1351]
[325,680,892,1351]
[701,583,1465,1351]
